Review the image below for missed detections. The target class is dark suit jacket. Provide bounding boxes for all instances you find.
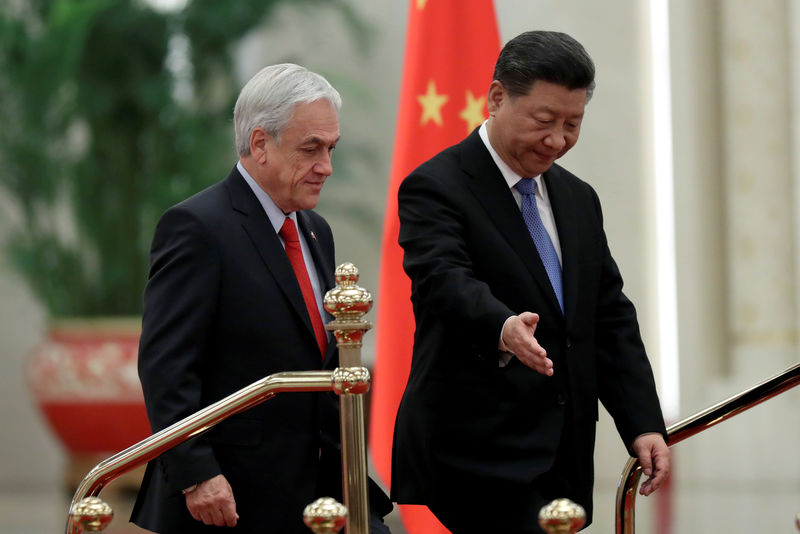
[131,167,391,533]
[391,129,667,523]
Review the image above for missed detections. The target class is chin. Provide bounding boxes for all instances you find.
[300,198,321,211]
[524,166,549,177]
[533,160,557,175]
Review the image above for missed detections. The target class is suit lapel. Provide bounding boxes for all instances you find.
[297,211,338,365]
[225,168,319,347]
[297,212,335,292]
[459,131,563,318]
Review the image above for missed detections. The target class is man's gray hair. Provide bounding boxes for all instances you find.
[234,63,342,156]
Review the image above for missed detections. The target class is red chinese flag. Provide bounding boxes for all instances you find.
[370,1,501,532]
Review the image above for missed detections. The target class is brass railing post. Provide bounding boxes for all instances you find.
[324,263,373,534]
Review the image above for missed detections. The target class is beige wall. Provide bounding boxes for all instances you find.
[1,0,798,532]
[669,1,800,532]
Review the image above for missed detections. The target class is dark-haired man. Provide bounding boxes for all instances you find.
[391,31,670,533]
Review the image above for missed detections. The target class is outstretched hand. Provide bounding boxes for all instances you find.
[502,312,553,376]
[632,433,671,496]
[185,474,239,527]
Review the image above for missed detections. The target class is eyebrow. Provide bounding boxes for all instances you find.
[302,135,341,147]
[535,106,584,119]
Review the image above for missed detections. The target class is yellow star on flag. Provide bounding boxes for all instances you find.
[417,79,449,127]
[417,0,427,9]
[459,90,486,132]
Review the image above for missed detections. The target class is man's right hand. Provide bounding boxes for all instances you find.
[185,474,239,527]
[501,312,553,376]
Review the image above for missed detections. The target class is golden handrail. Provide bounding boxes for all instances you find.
[65,369,346,533]
[615,361,800,533]
[66,262,375,534]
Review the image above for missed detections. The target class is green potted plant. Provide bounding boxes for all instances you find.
[0,0,368,489]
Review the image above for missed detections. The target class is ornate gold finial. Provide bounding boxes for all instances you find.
[303,497,348,533]
[332,367,371,395]
[323,263,373,349]
[538,498,586,534]
[70,496,114,532]
[324,263,373,319]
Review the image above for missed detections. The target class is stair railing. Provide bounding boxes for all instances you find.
[67,263,374,534]
[615,361,800,533]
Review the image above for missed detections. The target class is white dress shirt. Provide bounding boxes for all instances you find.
[478,122,562,365]
[478,122,562,263]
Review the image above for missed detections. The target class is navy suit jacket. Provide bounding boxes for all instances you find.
[131,167,390,533]
[390,129,667,522]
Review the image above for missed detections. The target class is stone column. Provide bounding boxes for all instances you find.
[720,0,797,378]
[674,3,800,532]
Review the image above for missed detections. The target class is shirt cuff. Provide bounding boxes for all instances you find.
[498,316,515,367]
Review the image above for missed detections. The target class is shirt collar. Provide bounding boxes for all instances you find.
[478,121,548,200]
[237,161,297,233]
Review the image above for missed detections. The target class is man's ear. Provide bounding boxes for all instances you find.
[249,128,270,164]
[487,80,506,115]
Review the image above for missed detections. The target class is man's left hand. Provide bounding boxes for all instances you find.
[631,433,670,496]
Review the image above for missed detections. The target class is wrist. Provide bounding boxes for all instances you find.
[182,484,198,495]
[499,315,515,351]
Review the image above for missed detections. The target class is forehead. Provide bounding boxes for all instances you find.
[517,80,587,115]
[285,100,340,139]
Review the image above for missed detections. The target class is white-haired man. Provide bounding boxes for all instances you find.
[132,64,392,533]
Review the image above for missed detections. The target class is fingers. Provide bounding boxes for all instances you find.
[518,311,540,330]
[200,507,225,527]
[189,496,238,527]
[216,500,239,527]
[199,509,238,527]
[501,313,553,376]
[632,434,671,496]
[638,445,653,478]
[516,315,552,375]
[640,464,667,496]
[641,446,670,496]
[186,474,239,527]
[522,350,554,376]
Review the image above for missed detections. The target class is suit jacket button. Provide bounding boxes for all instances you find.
[556,393,567,406]
[566,337,572,349]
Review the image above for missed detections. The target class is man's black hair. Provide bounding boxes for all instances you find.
[493,31,596,100]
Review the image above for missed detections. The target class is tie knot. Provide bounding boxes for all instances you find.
[279,217,300,243]
[514,178,538,196]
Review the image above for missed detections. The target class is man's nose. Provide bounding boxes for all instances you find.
[543,129,566,151]
[314,152,333,176]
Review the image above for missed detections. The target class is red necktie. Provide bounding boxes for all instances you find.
[279,217,328,357]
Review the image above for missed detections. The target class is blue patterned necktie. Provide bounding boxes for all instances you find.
[514,178,564,312]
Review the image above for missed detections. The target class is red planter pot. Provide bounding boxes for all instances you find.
[27,318,152,455]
